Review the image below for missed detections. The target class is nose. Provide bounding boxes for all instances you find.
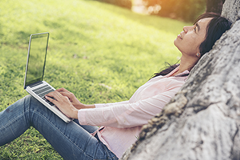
[183,26,188,33]
[183,26,195,33]
[183,26,194,33]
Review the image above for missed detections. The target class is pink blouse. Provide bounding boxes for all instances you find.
[78,66,189,158]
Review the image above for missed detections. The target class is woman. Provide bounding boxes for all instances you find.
[0,13,232,159]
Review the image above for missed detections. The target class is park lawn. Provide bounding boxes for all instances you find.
[0,0,191,159]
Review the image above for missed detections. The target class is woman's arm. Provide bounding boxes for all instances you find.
[45,88,129,119]
[78,86,181,128]
[94,100,129,108]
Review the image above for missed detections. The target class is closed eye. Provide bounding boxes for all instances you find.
[195,23,200,32]
[194,27,197,32]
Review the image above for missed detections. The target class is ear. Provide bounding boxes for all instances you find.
[196,53,201,57]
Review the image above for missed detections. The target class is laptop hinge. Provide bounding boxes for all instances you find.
[28,81,44,88]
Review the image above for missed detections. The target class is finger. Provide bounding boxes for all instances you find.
[45,91,57,98]
[56,88,69,93]
[45,95,58,105]
[59,92,73,98]
[46,91,63,101]
[64,96,70,101]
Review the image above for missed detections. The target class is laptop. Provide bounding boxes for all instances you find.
[24,32,72,123]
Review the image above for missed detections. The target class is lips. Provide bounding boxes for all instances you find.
[178,34,183,40]
[177,32,184,40]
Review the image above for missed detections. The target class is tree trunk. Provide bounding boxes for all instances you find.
[121,0,240,159]
[206,0,225,14]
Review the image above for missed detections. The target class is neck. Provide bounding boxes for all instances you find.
[174,55,199,75]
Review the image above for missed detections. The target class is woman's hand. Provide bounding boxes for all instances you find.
[56,88,95,110]
[56,88,85,109]
[45,90,78,119]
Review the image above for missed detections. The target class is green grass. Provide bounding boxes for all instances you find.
[0,0,191,159]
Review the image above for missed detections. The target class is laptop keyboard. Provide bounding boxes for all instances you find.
[32,85,55,106]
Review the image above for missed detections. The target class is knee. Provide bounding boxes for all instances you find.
[3,95,37,115]
[22,95,43,110]
[23,95,33,101]
[23,95,35,105]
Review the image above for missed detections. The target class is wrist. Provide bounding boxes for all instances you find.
[73,109,78,119]
[85,104,96,109]
[75,103,86,110]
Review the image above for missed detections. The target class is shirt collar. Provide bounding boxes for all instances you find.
[164,66,189,77]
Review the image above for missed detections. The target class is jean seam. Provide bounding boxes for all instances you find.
[102,144,118,160]
[93,139,118,160]
[0,112,28,131]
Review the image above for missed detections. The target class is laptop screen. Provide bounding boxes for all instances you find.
[25,33,49,87]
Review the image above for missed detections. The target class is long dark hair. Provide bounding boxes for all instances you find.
[152,12,232,78]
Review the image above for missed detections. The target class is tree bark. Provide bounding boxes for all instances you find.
[121,0,240,159]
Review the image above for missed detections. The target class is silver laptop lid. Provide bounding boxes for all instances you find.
[24,32,49,89]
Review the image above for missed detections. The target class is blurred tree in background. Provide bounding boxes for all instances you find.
[143,0,225,22]
[145,0,206,22]
[96,0,225,22]
[206,0,225,13]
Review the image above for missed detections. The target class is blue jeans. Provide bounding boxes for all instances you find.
[0,95,118,160]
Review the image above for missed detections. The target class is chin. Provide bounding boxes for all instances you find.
[174,40,182,53]
[174,39,176,45]
[174,38,178,47]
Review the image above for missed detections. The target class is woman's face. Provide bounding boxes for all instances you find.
[174,18,212,57]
